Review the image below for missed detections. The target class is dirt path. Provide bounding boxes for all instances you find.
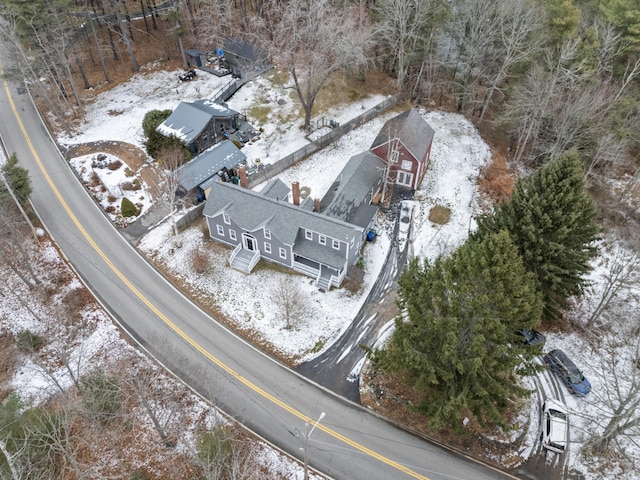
[65,140,164,200]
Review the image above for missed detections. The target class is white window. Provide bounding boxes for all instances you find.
[319,235,326,245]
[332,239,340,250]
[397,171,414,187]
[279,247,287,259]
[390,150,399,163]
[264,229,271,240]
[264,242,271,254]
[216,225,224,236]
[305,229,313,240]
[401,159,412,171]
[223,213,230,225]
[229,229,236,241]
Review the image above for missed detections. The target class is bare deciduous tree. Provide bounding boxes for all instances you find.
[583,245,640,328]
[0,187,40,289]
[266,0,371,129]
[123,365,185,447]
[273,277,308,330]
[373,0,446,94]
[584,340,640,455]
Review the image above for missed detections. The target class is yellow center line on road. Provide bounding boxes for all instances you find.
[1,76,431,480]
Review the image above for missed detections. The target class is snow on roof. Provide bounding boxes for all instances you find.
[157,100,240,146]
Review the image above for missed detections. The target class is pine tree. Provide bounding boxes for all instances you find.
[475,151,600,321]
[2,153,32,205]
[142,109,184,160]
[377,231,542,432]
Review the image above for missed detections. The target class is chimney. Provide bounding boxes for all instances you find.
[292,181,300,206]
[314,198,321,212]
[239,165,248,188]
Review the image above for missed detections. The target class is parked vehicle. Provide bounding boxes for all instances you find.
[541,399,569,454]
[544,349,591,396]
[516,328,546,347]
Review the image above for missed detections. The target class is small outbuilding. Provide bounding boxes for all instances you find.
[156,99,240,155]
[223,37,271,81]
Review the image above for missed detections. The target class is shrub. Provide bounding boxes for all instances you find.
[107,194,117,203]
[63,288,94,316]
[429,205,451,225]
[16,330,44,352]
[231,139,243,149]
[107,160,123,171]
[191,246,210,274]
[124,167,134,177]
[197,426,234,469]
[105,205,116,214]
[130,470,149,480]
[121,197,137,217]
[120,181,134,191]
[80,369,121,425]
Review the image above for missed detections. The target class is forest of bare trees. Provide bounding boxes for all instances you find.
[0,0,637,185]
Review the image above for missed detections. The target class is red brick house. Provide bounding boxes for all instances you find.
[370,109,435,190]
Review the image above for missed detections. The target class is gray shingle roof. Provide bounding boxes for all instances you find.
[204,182,361,245]
[322,151,383,226]
[293,235,347,270]
[260,178,290,201]
[223,37,266,61]
[156,100,239,146]
[370,108,435,161]
[178,140,246,191]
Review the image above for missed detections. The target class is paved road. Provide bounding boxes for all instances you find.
[0,67,520,480]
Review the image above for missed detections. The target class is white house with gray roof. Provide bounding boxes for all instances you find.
[157,99,240,155]
[203,180,367,290]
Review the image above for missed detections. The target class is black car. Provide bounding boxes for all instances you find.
[544,349,591,396]
[516,328,546,347]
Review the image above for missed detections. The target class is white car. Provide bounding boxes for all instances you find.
[542,399,569,454]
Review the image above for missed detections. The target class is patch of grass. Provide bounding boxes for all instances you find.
[312,340,324,353]
[248,104,272,123]
[266,69,290,86]
[429,205,451,225]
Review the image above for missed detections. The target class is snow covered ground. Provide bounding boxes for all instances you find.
[4,66,639,479]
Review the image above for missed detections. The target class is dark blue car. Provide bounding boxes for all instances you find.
[544,349,591,396]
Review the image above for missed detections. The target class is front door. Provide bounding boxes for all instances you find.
[242,234,256,251]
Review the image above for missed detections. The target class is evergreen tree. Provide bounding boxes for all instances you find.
[475,151,600,321]
[121,197,137,218]
[377,231,542,432]
[2,153,32,205]
[142,109,186,160]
